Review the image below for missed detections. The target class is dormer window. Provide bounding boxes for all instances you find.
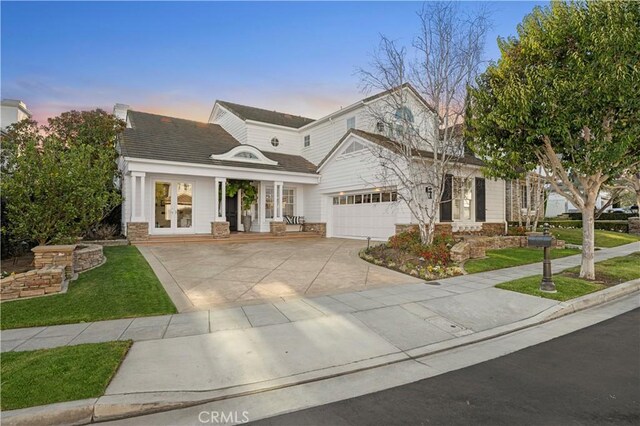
[210,146,278,166]
[233,151,259,160]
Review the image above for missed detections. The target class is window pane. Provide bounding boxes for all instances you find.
[265,187,274,219]
[391,192,398,201]
[354,194,362,204]
[372,193,380,203]
[177,183,192,228]
[333,197,339,205]
[340,195,347,205]
[381,192,391,202]
[347,117,356,129]
[363,194,371,203]
[283,188,295,216]
[347,195,355,204]
[155,182,172,229]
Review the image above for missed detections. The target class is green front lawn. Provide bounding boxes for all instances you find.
[1,341,131,410]
[496,252,640,301]
[547,228,640,248]
[1,246,177,330]
[464,247,581,274]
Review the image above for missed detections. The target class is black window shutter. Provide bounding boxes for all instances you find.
[475,177,486,222]
[440,174,453,222]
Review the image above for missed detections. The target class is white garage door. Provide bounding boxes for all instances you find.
[331,191,398,240]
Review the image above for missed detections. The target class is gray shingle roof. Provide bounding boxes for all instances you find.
[121,110,317,174]
[317,128,484,170]
[217,101,315,129]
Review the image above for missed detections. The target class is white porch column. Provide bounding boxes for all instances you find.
[130,172,146,222]
[273,181,283,221]
[259,181,266,226]
[214,177,227,222]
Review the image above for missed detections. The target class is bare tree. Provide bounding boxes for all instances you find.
[358,2,490,244]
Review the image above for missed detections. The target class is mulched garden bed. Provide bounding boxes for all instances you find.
[360,229,462,280]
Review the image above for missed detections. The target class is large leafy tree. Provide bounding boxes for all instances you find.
[1,110,125,245]
[467,1,640,279]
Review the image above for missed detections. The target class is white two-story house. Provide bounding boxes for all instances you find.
[118,84,506,241]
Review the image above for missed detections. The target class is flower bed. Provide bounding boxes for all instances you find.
[360,229,462,280]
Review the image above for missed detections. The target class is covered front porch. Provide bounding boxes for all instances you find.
[122,158,321,241]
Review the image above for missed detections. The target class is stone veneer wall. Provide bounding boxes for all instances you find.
[73,245,105,272]
[211,221,230,239]
[395,222,503,237]
[127,222,149,242]
[0,266,65,300]
[629,217,640,236]
[269,221,287,236]
[32,245,76,278]
[302,222,327,236]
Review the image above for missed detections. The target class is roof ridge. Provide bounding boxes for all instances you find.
[128,109,213,126]
[217,100,314,122]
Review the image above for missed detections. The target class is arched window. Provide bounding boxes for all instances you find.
[233,151,259,160]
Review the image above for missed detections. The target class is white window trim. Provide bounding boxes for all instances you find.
[303,135,311,148]
[452,177,474,222]
[210,146,278,165]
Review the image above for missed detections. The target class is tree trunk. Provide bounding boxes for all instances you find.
[580,204,596,280]
[419,221,435,245]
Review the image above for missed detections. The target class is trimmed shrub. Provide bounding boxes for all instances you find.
[515,220,629,233]
[563,212,637,221]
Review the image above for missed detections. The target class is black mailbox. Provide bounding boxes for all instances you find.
[528,235,553,248]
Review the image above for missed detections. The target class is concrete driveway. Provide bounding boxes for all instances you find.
[139,238,422,311]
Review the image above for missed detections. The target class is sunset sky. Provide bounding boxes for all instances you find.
[2,1,546,124]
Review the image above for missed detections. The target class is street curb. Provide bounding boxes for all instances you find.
[2,281,639,425]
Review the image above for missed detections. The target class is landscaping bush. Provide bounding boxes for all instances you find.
[564,212,637,221]
[509,220,629,233]
[361,229,461,280]
[507,226,527,236]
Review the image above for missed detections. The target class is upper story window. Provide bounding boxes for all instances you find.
[304,135,311,147]
[394,106,414,123]
[271,137,279,147]
[346,116,356,129]
[376,121,385,133]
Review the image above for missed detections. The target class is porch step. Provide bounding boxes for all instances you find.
[133,232,322,246]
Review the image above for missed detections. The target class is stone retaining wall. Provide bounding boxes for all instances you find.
[0,266,65,300]
[73,245,105,272]
[451,235,564,263]
[395,222,504,237]
[303,222,327,236]
[32,245,76,278]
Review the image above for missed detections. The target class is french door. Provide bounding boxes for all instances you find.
[154,181,194,234]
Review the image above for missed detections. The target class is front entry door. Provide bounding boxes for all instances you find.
[154,181,194,234]
[226,194,238,232]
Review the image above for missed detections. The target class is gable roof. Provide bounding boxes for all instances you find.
[317,128,484,171]
[216,101,315,129]
[120,110,317,174]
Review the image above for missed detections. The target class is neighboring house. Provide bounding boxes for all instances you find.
[1,99,31,133]
[117,84,506,241]
[545,191,612,218]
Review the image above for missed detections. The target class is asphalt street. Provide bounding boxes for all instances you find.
[254,308,640,425]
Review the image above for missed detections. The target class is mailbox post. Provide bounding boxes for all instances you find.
[528,223,556,293]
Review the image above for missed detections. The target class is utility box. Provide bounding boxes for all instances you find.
[528,235,553,248]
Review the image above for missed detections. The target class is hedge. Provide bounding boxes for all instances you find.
[509,220,629,233]
[560,212,638,221]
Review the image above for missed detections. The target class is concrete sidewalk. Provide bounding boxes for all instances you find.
[2,241,637,353]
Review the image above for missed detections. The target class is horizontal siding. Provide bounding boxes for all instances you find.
[245,123,301,156]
